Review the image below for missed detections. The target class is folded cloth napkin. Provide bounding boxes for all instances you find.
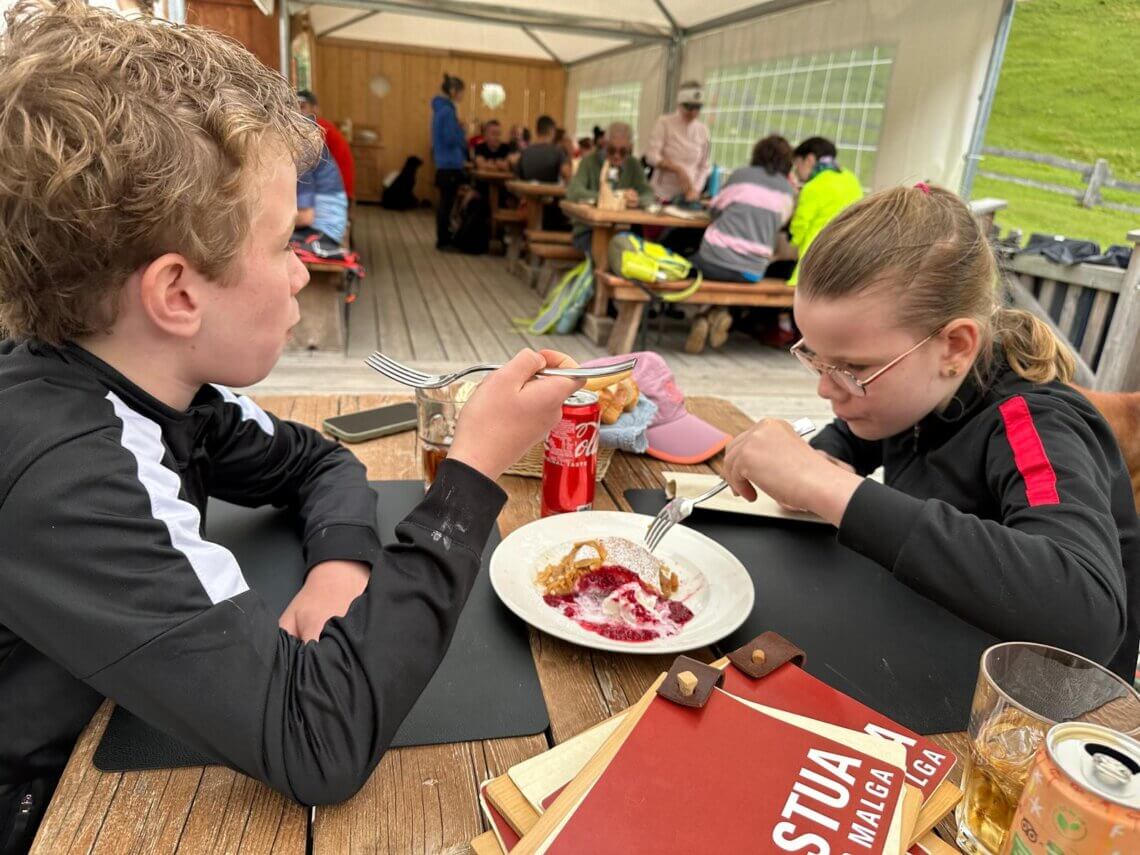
[599,396,658,454]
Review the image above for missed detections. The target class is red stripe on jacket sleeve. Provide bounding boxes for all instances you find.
[998,396,1061,506]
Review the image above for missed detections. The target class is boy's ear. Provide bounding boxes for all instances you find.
[941,318,981,371]
[137,253,205,338]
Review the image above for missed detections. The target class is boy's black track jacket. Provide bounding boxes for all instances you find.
[0,341,506,835]
[812,356,1139,680]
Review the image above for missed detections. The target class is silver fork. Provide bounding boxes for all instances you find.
[644,417,817,553]
[365,352,638,390]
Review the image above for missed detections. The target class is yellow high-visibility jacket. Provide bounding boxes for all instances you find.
[789,168,864,285]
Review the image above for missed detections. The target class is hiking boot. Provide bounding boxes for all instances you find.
[708,307,733,349]
[685,314,710,354]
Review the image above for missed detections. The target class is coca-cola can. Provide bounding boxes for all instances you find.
[541,390,600,517]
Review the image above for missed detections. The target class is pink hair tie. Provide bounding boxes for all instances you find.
[914,181,932,195]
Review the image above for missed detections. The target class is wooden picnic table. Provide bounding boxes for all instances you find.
[470,168,513,218]
[559,200,712,345]
[31,393,972,853]
[506,180,566,234]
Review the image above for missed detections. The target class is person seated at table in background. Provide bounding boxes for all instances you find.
[517,116,573,232]
[785,136,864,285]
[516,115,571,184]
[431,72,469,250]
[464,119,482,161]
[508,123,530,153]
[592,124,607,152]
[295,137,349,248]
[645,81,711,205]
[296,89,355,202]
[474,119,514,173]
[684,134,797,354]
[721,184,1139,681]
[555,127,577,166]
[566,121,655,255]
[0,5,586,851]
[574,136,593,174]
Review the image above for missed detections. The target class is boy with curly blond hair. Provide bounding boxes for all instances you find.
[0,4,580,849]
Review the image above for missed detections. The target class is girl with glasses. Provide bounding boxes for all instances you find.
[721,184,1139,682]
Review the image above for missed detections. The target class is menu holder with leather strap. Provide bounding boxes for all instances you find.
[518,640,911,854]
[493,633,962,855]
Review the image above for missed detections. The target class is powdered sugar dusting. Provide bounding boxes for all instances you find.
[573,536,672,593]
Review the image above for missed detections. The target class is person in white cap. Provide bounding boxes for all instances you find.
[644,81,712,204]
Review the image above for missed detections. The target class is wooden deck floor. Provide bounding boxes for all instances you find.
[251,207,831,424]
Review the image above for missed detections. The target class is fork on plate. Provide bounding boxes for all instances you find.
[643,417,817,553]
[365,352,637,390]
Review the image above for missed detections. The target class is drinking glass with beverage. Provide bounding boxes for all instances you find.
[956,642,1140,855]
[416,382,475,488]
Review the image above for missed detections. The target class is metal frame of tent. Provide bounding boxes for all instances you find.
[229,0,1015,199]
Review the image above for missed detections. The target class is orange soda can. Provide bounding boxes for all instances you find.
[1001,721,1140,855]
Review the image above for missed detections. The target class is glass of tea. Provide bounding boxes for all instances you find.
[955,642,1140,855]
[415,382,472,489]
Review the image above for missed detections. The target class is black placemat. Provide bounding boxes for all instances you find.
[626,489,997,734]
[93,481,548,772]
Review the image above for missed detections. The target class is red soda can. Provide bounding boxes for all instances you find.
[541,390,600,517]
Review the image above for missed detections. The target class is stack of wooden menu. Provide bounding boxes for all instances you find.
[469,636,963,854]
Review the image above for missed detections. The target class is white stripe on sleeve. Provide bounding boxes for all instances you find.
[107,391,250,605]
[211,384,276,436]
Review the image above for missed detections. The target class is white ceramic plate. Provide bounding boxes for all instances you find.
[490,511,754,654]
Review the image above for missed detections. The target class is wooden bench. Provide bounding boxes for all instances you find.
[999,227,1140,390]
[597,270,794,354]
[524,229,572,246]
[528,242,586,296]
[288,261,353,353]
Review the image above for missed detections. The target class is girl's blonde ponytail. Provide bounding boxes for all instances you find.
[993,307,1076,384]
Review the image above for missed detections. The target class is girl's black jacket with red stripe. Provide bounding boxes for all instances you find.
[812,356,1139,680]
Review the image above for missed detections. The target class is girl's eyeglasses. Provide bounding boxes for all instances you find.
[790,331,939,397]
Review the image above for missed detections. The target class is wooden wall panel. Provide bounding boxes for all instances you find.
[188,0,279,71]
[314,40,567,202]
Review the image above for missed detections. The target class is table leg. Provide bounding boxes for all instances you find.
[526,199,543,235]
[581,225,616,345]
[590,225,612,273]
[607,299,646,355]
[489,182,502,242]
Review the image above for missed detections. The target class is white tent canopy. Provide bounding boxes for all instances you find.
[292,0,1013,193]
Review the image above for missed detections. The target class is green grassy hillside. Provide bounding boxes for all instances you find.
[971,0,1140,248]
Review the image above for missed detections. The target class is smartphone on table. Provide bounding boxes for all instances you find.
[323,402,417,443]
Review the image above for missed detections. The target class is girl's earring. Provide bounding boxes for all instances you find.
[946,367,959,377]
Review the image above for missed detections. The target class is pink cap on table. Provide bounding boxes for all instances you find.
[584,351,731,464]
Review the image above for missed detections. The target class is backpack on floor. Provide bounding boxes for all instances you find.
[451,190,491,255]
[517,258,594,335]
[608,231,702,301]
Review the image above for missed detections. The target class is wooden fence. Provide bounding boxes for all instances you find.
[999,228,1140,391]
[980,146,1140,217]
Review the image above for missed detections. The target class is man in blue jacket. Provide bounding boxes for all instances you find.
[431,74,468,249]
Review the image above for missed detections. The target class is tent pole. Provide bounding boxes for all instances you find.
[959,0,1015,199]
[318,11,379,39]
[304,0,671,44]
[521,26,562,64]
[653,0,680,35]
[278,0,290,80]
[663,36,683,113]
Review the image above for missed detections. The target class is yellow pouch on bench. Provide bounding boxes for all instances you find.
[608,232,702,301]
